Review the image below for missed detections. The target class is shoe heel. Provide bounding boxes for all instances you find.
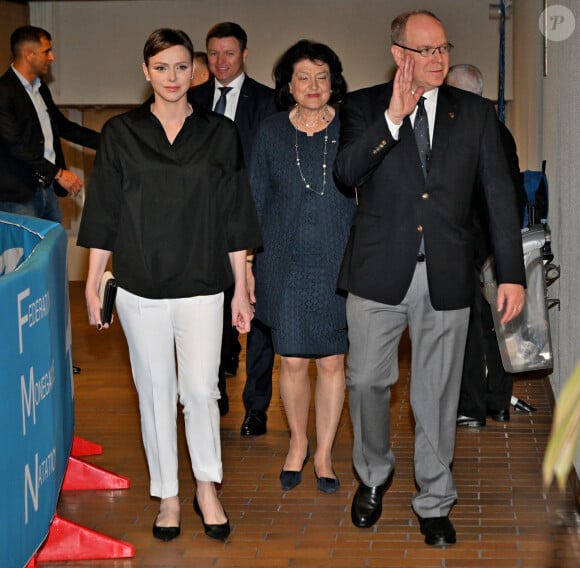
[193,496,230,541]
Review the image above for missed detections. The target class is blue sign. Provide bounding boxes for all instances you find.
[0,213,74,568]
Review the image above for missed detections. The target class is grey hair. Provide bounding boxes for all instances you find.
[446,64,484,96]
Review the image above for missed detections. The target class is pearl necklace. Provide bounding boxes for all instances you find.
[294,105,330,129]
[294,122,329,196]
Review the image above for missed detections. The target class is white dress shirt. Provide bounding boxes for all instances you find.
[212,73,246,121]
[385,87,438,146]
[12,65,56,164]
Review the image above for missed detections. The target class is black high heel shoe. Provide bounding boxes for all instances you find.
[316,472,341,494]
[193,495,230,541]
[280,446,310,491]
[152,514,181,541]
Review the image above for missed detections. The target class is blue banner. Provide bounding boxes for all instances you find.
[0,213,74,568]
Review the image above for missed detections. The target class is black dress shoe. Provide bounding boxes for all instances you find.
[240,409,267,436]
[513,398,536,413]
[280,447,310,491]
[418,516,456,547]
[456,414,486,428]
[487,407,510,422]
[351,472,394,528]
[152,515,181,541]
[193,496,230,541]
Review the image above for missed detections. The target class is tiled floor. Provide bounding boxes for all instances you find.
[44,283,580,567]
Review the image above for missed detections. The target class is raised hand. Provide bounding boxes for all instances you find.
[387,55,425,124]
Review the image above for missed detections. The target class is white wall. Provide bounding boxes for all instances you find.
[538,1,580,474]
[31,0,512,105]
[513,0,580,476]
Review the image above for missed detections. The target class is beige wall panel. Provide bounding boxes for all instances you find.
[30,0,512,105]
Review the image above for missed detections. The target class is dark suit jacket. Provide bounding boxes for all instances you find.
[188,75,277,163]
[0,67,99,202]
[334,82,525,311]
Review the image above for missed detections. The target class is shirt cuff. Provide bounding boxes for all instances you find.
[384,111,401,140]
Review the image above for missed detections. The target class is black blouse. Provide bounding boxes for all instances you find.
[78,101,261,299]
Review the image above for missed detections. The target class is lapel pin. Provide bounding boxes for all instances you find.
[448,112,455,119]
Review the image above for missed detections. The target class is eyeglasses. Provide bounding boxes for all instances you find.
[392,42,454,57]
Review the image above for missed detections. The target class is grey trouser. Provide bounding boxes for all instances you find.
[346,262,470,518]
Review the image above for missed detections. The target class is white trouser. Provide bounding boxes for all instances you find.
[115,287,224,498]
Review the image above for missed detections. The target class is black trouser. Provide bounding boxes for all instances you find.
[220,284,241,372]
[459,277,513,418]
[217,285,241,411]
[242,317,274,412]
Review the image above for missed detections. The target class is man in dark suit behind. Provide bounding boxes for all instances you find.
[447,64,532,427]
[333,10,526,547]
[0,26,99,222]
[189,22,278,425]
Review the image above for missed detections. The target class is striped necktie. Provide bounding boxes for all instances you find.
[413,96,430,178]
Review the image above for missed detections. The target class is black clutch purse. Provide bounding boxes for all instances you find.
[98,271,117,325]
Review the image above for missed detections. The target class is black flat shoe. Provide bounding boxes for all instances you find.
[351,472,394,528]
[418,516,456,547]
[316,473,341,494]
[280,446,310,491]
[487,407,510,422]
[152,515,181,541]
[193,496,230,541]
[240,409,267,436]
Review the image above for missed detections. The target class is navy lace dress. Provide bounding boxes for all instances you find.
[251,111,356,357]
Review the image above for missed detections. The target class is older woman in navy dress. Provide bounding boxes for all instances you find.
[250,40,355,492]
